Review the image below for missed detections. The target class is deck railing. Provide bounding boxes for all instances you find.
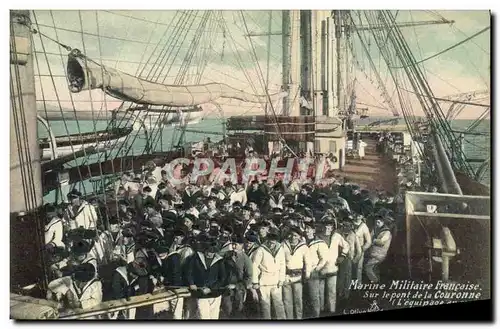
[59,287,191,319]
[11,288,191,320]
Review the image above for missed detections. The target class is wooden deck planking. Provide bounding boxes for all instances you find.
[335,139,397,194]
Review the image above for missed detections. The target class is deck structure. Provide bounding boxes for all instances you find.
[334,138,397,194]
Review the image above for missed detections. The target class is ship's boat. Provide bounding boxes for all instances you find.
[38,127,132,161]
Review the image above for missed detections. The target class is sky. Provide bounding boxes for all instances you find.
[31,10,490,120]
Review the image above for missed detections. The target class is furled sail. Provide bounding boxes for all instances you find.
[67,51,287,107]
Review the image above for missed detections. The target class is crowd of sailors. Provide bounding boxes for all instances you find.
[43,136,399,320]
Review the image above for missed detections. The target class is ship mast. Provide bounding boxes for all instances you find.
[10,10,44,213]
[282,10,301,116]
[10,10,47,292]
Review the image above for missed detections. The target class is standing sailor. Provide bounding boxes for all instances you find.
[66,189,98,230]
[357,139,367,160]
[251,228,286,319]
[337,219,362,309]
[109,257,150,320]
[218,225,234,256]
[44,204,65,249]
[113,225,136,265]
[282,227,311,319]
[66,238,98,279]
[353,214,372,282]
[304,222,329,318]
[244,232,261,318]
[160,230,193,319]
[322,218,349,314]
[186,238,227,319]
[64,263,102,314]
[364,217,393,283]
[221,234,253,319]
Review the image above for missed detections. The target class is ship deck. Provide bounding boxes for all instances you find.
[335,138,397,194]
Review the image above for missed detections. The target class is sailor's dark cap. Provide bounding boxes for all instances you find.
[221,225,233,234]
[44,203,57,213]
[267,228,281,240]
[287,226,303,237]
[136,229,160,242]
[321,216,336,226]
[256,220,271,228]
[154,243,170,254]
[143,199,157,208]
[121,227,136,238]
[245,233,259,243]
[141,220,155,229]
[67,189,82,199]
[304,222,316,230]
[71,239,93,255]
[231,234,245,244]
[183,213,196,222]
[173,229,186,237]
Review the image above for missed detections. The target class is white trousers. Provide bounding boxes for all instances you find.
[258,285,286,319]
[153,298,184,319]
[196,296,222,319]
[170,298,184,320]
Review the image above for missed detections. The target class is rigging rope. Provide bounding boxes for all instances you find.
[93,10,109,210]
[348,18,398,116]
[380,10,474,176]
[399,88,490,107]
[33,11,89,197]
[240,11,297,157]
[146,11,203,150]
[106,11,185,154]
[159,11,212,150]
[170,11,221,148]
[78,10,104,200]
[101,11,192,161]
[391,26,490,69]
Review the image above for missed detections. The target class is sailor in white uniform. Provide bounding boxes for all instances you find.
[47,249,102,317]
[321,218,349,314]
[304,222,329,318]
[251,228,286,319]
[67,239,98,279]
[44,204,65,249]
[66,189,98,231]
[352,214,372,282]
[282,226,311,319]
[358,139,367,159]
[66,263,103,313]
[112,226,136,265]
